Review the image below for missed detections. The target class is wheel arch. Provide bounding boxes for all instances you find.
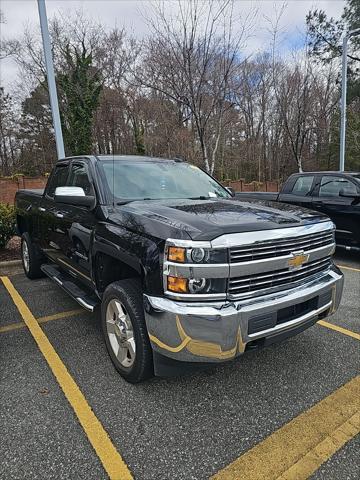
[94,251,145,296]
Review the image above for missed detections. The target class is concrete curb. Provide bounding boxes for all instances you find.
[0,259,23,276]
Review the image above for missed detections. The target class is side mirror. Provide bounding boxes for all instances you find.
[54,186,95,208]
[339,189,359,199]
[225,187,235,197]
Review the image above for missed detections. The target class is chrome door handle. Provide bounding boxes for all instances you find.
[55,212,64,218]
[38,207,46,212]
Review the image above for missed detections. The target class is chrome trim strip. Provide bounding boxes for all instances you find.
[229,243,334,277]
[164,261,229,279]
[166,238,212,249]
[228,269,331,301]
[75,297,94,312]
[230,235,334,261]
[229,258,330,286]
[211,221,335,248]
[164,291,226,301]
[230,232,333,254]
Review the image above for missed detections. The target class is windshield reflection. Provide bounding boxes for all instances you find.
[99,160,230,201]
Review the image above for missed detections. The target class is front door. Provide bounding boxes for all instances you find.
[49,161,97,288]
[37,162,71,257]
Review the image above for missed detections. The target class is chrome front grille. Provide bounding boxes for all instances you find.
[228,257,332,298]
[230,230,334,263]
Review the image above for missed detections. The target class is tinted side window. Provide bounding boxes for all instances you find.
[291,176,314,196]
[46,165,70,197]
[68,163,94,196]
[319,176,357,197]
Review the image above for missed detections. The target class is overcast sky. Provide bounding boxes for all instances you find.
[1,0,345,92]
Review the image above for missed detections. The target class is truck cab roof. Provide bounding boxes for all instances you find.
[58,155,185,163]
[289,171,360,176]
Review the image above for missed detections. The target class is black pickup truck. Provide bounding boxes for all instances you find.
[236,172,360,252]
[15,156,343,382]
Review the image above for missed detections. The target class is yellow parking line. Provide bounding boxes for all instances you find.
[211,376,360,480]
[336,264,360,272]
[0,309,83,334]
[277,412,359,480]
[318,320,360,341]
[37,309,84,324]
[1,276,132,480]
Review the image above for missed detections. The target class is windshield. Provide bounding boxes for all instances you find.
[99,160,231,201]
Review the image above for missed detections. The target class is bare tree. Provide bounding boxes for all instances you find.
[0,10,20,60]
[138,0,252,174]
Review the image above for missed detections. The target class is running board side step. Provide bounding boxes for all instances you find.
[41,264,98,312]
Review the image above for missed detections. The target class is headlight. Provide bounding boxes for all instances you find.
[190,248,206,263]
[167,276,208,294]
[166,244,227,264]
[166,275,226,295]
[164,239,227,299]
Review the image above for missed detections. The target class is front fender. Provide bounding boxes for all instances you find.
[91,223,164,296]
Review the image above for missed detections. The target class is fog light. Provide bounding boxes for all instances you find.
[167,276,188,293]
[188,278,206,293]
[191,247,206,263]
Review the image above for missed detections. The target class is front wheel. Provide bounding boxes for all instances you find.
[101,279,153,383]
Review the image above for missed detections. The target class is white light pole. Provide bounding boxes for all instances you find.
[37,0,65,159]
[339,28,360,172]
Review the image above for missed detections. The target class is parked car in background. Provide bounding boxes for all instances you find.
[15,156,343,382]
[236,172,360,252]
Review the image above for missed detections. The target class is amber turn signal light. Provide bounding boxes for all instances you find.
[168,246,186,262]
[167,276,188,293]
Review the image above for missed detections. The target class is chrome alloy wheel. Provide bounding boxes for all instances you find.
[106,299,136,368]
[22,239,30,273]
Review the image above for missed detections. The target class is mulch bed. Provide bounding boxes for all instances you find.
[0,236,21,262]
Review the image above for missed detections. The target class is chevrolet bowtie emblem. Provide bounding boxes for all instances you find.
[288,251,309,270]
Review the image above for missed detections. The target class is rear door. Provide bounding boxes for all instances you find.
[49,160,97,287]
[278,174,316,209]
[312,174,360,246]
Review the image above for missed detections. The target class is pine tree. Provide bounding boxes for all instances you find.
[57,43,102,156]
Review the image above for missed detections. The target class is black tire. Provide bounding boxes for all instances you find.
[21,232,44,279]
[101,279,154,383]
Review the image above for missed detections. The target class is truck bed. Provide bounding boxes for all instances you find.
[235,192,279,202]
[17,188,45,196]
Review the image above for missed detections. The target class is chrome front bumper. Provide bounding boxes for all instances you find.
[144,266,344,364]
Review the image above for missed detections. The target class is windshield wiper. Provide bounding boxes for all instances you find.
[187,196,212,200]
[118,196,215,204]
[116,200,135,205]
[117,198,162,204]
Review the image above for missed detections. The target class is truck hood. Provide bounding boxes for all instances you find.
[112,198,329,241]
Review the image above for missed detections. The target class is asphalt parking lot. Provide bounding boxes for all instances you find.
[0,252,359,480]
